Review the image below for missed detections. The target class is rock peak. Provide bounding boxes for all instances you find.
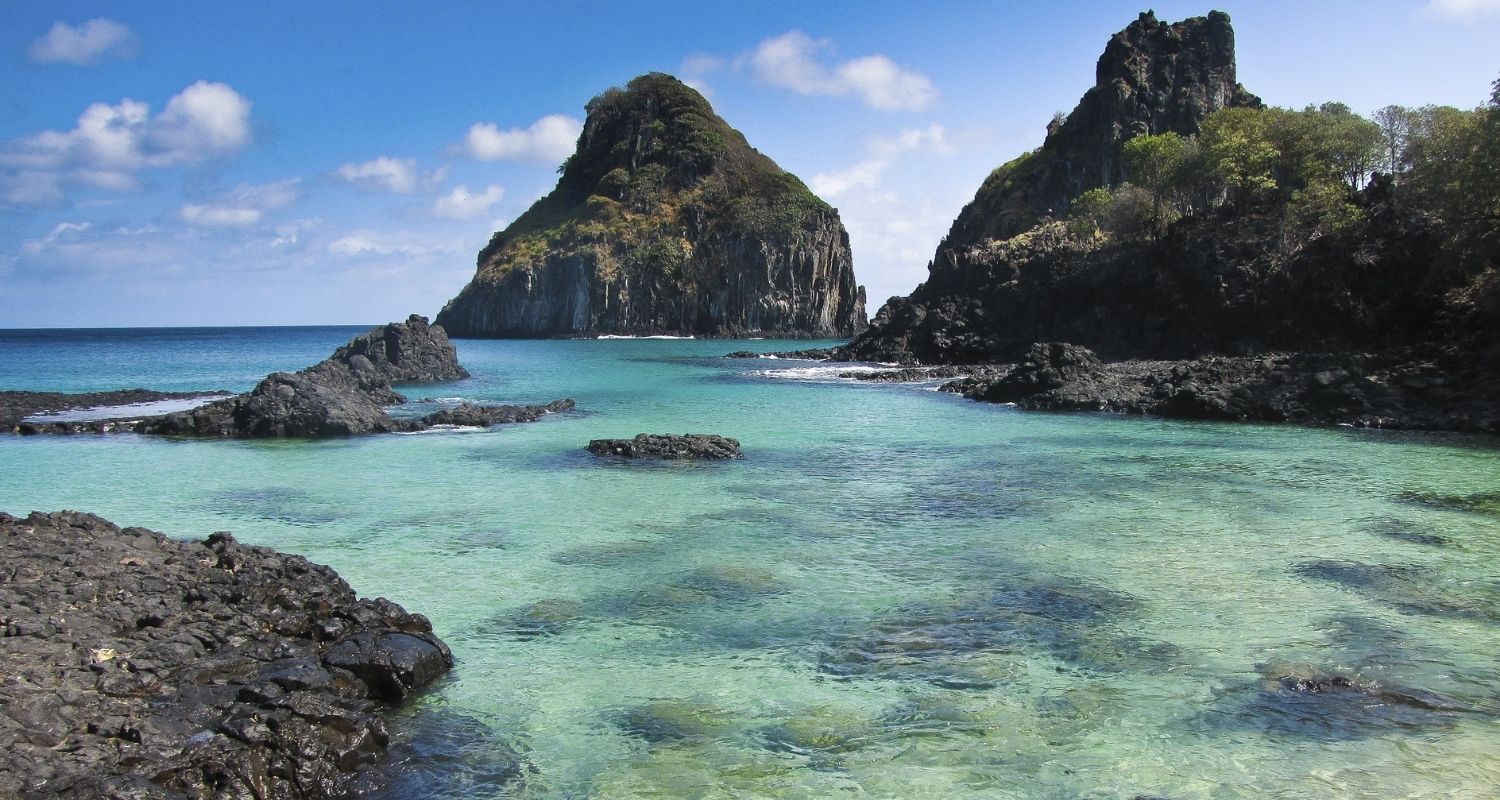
[436,73,866,339]
[944,10,1259,245]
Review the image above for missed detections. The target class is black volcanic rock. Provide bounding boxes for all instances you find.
[141,315,470,438]
[421,399,575,427]
[437,73,866,338]
[587,433,742,460]
[0,511,457,799]
[948,10,1259,245]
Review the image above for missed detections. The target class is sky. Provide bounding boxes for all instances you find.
[2,1,1498,328]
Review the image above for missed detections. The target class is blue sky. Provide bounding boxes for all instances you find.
[2,1,1497,328]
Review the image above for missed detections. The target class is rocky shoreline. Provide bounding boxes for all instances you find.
[5,316,576,438]
[0,511,457,798]
[739,342,1499,435]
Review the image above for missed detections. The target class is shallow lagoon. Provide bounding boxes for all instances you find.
[3,331,1499,798]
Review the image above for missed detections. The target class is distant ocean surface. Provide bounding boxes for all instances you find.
[4,326,1500,799]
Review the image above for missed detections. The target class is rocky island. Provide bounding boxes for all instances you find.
[436,73,867,339]
[0,511,456,798]
[805,11,1499,434]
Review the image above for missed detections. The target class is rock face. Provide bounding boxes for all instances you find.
[436,73,866,338]
[135,315,571,439]
[0,510,455,799]
[844,11,1261,365]
[948,10,1259,246]
[587,433,742,460]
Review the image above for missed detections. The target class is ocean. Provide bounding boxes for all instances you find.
[3,326,1499,799]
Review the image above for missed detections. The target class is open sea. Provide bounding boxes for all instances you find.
[3,326,1500,799]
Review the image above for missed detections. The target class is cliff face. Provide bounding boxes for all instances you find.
[947,11,1260,246]
[844,10,1266,364]
[437,73,866,338]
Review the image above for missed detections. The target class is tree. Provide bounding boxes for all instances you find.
[1316,103,1383,191]
[1123,132,1188,234]
[1200,107,1278,207]
[1374,105,1416,178]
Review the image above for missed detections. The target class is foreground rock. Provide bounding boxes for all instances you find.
[0,511,455,799]
[587,433,742,459]
[436,73,865,338]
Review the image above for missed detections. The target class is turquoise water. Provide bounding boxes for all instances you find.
[3,330,1500,798]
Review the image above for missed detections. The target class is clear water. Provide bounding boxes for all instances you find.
[3,329,1499,799]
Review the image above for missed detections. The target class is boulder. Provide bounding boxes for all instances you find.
[587,433,742,460]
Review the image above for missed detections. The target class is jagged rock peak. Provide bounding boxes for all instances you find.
[436,73,867,339]
[945,9,1260,244]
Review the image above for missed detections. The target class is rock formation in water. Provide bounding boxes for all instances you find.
[586,433,742,459]
[436,73,866,338]
[119,315,572,438]
[0,510,457,799]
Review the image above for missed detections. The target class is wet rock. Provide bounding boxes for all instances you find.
[0,510,457,798]
[0,388,230,434]
[587,433,742,460]
[355,709,526,799]
[420,399,574,427]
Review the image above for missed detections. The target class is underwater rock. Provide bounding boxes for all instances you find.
[1205,662,1480,741]
[499,598,587,638]
[1365,517,1450,547]
[1399,490,1500,516]
[0,510,454,799]
[1295,560,1499,622]
[587,433,742,460]
[616,699,735,743]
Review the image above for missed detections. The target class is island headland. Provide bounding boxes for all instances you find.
[768,11,1499,434]
[436,73,867,339]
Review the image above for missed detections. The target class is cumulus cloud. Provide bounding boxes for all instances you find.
[458,115,581,164]
[680,54,727,97]
[1425,0,1500,15]
[327,229,466,259]
[745,31,938,112]
[179,178,302,228]
[28,19,138,65]
[812,124,951,198]
[0,81,253,206]
[431,184,504,220]
[331,156,447,193]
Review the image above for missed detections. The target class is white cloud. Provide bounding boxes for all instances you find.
[179,178,302,228]
[332,156,446,193]
[327,229,464,258]
[150,81,253,157]
[680,54,726,97]
[1426,0,1500,15]
[813,124,951,198]
[431,184,505,220]
[22,222,92,254]
[0,81,254,206]
[745,31,938,112]
[458,115,581,164]
[28,19,138,65]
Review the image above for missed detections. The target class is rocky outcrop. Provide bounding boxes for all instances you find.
[947,10,1259,246]
[0,510,457,799]
[942,343,1500,433]
[587,433,742,460]
[437,73,866,338]
[422,399,576,427]
[126,316,570,438]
